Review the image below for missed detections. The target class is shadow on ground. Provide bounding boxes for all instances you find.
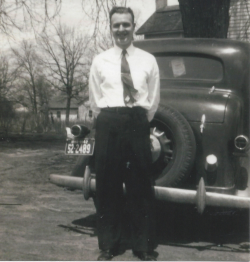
[58,213,98,237]
[154,202,249,248]
[62,200,250,252]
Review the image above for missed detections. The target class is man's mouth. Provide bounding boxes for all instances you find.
[117,35,128,42]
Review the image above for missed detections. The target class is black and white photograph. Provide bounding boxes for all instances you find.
[0,0,250,261]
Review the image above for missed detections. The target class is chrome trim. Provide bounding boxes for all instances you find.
[150,134,161,163]
[200,114,206,133]
[71,124,82,137]
[209,86,215,94]
[234,135,249,151]
[152,127,164,137]
[196,184,236,194]
[208,86,232,94]
[204,185,236,195]
[204,185,235,190]
[50,174,250,214]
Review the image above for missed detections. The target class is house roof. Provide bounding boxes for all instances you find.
[48,96,79,109]
[136,5,183,36]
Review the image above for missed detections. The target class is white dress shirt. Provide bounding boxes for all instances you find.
[89,43,160,121]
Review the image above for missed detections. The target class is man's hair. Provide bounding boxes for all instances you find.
[109,6,135,24]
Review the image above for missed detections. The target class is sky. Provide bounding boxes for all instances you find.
[0,0,179,51]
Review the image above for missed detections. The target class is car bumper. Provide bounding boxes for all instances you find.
[49,166,250,214]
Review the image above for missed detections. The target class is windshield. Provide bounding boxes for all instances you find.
[155,55,223,81]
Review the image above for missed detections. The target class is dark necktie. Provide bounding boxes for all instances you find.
[121,49,138,105]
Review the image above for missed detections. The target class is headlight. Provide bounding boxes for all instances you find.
[71,125,90,138]
[205,154,218,172]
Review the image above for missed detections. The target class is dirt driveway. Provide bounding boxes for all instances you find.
[0,138,249,261]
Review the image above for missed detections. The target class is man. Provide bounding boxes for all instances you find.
[89,6,160,261]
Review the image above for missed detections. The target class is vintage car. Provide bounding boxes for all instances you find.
[50,38,250,213]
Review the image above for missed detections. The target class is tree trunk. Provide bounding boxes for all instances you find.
[21,117,26,134]
[178,0,230,38]
[66,96,71,126]
[30,76,39,129]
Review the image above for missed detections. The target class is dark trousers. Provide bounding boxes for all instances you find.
[95,107,156,252]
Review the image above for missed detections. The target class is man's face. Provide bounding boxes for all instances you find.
[110,12,135,50]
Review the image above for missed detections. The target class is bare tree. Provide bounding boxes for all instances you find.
[0,55,17,99]
[0,97,15,135]
[36,75,53,107]
[39,23,90,125]
[35,75,54,132]
[12,40,41,117]
[0,55,17,135]
[81,0,127,34]
[0,0,61,35]
[81,0,130,49]
[80,0,144,51]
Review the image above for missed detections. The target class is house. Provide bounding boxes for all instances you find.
[136,4,183,39]
[48,96,87,122]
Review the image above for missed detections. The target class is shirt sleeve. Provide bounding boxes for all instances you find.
[89,56,102,118]
[147,57,160,122]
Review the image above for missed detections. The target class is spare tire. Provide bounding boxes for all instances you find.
[150,105,196,187]
[71,105,196,188]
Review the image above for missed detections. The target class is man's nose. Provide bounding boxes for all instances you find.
[118,24,125,31]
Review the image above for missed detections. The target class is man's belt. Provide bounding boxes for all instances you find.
[101,107,146,114]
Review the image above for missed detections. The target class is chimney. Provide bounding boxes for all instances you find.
[156,0,168,10]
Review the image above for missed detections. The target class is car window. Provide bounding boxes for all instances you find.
[155,55,223,81]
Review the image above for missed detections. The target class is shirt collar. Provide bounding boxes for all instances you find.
[114,43,135,58]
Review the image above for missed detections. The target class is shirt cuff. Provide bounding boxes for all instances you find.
[147,112,155,122]
[90,107,100,118]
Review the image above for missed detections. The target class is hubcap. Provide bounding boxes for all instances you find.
[150,134,161,162]
[150,126,173,164]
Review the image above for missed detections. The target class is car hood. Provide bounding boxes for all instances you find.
[160,87,230,123]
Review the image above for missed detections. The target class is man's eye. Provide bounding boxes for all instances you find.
[112,23,131,29]
[123,23,130,27]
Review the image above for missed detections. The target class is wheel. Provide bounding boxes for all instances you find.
[150,105,196,187]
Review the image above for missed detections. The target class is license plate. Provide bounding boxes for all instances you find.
[65,138,95,155]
